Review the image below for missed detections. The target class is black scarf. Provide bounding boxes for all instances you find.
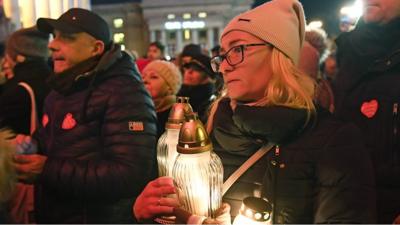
[212,98,308,155]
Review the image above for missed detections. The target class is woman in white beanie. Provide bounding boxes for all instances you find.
[133,0,375,223]
[141,60,182,137]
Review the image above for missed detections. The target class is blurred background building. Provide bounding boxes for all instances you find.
[0,0,364,58]
[141,0,252,58]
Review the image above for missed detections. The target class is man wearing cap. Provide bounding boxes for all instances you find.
[178,53,216,123]
[13,8,157,223]
[334,0,400,222]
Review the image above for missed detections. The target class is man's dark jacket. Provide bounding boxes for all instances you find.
[211,98,376,223]
[334,18,400,223]
[34,45,158,223]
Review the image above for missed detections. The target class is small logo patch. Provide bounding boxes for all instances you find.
[361,99,378,118]
[42,114,49,128]
[129,121,144,131]
[62,113,77,130]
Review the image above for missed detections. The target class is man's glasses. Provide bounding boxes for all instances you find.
[210,43,271,72]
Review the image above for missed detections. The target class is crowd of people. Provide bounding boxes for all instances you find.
[0,0,399,224]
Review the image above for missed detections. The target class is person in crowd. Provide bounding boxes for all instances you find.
[147,41,165,61]
[0,26,51,135]
[177,53,216,123]
[132,0,376,224]
[0,129,16,223]
[211,45,221,58]
[141,60,182,137]
[12,8,157,223]
[334,0,400,223]
[179,43,203,68]
[136,41,165,73]
[299,28,334,112]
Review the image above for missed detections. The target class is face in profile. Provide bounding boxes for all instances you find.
[219,31,273,102]
[1,55,15,80]
[362,0,400,24]
[48,30,103,73]
[182,67,209,86]
[141,68,171,100]
[147,45,163,61]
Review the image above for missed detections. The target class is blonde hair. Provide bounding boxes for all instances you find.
[0,128,16,204]
[207,47,316,133]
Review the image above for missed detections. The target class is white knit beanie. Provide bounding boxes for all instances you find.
[221,0,306,65]
[143,60,182,94]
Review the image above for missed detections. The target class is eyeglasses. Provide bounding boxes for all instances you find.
[210,43,271,72]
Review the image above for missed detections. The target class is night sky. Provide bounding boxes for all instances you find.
[92,0,355,36]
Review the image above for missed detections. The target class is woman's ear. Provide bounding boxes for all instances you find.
[92,40,105,56]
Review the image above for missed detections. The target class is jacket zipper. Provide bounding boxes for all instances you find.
[272,145,280,224]
[393,103,399,164]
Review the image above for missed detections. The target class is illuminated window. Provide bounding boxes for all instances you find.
[120,44,126,51]
[113,33,125,43]
[113,18,124,28]
[184,30,191,40]
[198,12,207,18]
[183,13,191,19]
[167,14,175,19]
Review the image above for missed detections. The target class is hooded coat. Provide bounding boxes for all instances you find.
[34,45,158,223]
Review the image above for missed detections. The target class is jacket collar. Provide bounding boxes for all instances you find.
[47,44,123,95]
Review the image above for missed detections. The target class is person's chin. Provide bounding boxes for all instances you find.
[363,9,383,24]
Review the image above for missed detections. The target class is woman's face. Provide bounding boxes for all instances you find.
[183,67,208,86]
[141,69,171,99]
[219,31,273,102]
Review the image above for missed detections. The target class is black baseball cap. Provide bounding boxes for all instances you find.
[183,54,215,79]
[37,8,111,45]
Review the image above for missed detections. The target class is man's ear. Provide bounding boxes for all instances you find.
[92,40,105,56]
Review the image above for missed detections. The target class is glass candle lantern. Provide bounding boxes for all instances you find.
[172,113,223,218]
[157,96,192,177]
[232,197,273,225]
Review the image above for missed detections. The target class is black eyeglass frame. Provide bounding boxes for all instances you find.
[210,43,271,72]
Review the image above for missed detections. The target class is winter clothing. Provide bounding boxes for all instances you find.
[143,60,182,95]
[211,98,376,223]
[156,107,171,138]
[177,83,215,124]
[33,45,158,223]
[334,18,400,223]
[6,26,49,61]
[0,59,51,134]
[182,54,215,79]
[37,8,111,46]
[221,0,305,64]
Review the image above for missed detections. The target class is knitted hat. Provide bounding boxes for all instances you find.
[6,26,49,61]
[143,60,182,94]
[221,0,306,65]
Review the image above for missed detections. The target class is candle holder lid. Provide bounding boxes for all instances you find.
[166,96,193,129]
[239,197,272,222]
[177,112,212,154]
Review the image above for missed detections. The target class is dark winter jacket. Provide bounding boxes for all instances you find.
[334,18,400,223]
[0,59,51,134]
[157,108,171,138]
[34,45,158,223]
[211,98,376,223]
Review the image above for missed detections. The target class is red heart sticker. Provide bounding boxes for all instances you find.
[62,113,77,130]
[42,114,49,128]
[360,99,378,118]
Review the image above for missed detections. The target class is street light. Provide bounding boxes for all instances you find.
[306,20,323,31]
